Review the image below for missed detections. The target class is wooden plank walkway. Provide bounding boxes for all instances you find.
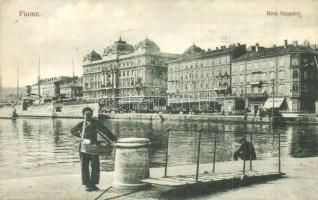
[141,170,283,187]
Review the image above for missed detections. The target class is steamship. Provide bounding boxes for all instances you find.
[15,94,99,118]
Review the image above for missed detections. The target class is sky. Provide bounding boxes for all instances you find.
[0,0,317,87]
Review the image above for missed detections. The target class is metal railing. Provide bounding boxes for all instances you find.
[163,127,282,182]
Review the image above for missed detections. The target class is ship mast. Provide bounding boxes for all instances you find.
[72,56,75,78]
[0,64,2,102]
[38,58,41,103]
[17,65,19,100]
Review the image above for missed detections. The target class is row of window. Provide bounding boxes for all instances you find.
[84,59,146,74]
[168,67,230,81]
[231,69,314,84]
[232,83,300,95]
[169,56,230,72]
[84,68,144,82]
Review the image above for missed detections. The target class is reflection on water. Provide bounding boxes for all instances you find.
[0,118,317,180]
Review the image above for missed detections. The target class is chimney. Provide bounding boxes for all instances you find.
[237,43,240,46]
[208,48,211,52]
[292,41,298,46]
[216,47,219,50]
[284,40,288,48]
[221,45,226,49]
[273,44,277,48]
[255,43,259,52]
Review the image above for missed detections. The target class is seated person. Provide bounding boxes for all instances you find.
[234,138,256,160]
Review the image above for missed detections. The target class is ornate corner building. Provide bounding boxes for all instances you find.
[82,37,179,111]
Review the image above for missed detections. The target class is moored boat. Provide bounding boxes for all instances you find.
[16,95,99,118]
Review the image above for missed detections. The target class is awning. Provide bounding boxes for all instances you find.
[263,97,284,109]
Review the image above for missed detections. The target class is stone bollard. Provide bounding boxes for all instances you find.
[112,138,151,190]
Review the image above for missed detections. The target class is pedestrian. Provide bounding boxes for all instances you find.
[244,107,249,120]
[233,138,256,161]
[71,107,117,192]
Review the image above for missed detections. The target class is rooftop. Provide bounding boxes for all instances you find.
[233,44,318,62]
[168,44,245,63]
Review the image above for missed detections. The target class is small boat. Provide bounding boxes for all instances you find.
[11,109,18,120]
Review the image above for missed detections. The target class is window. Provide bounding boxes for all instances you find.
[279,70,285,79]
[279,85,285,94]
[292,83,299,92]
[293,70,299,79]
[240,75,244,82]
[304,71,308,80]
[232,75,236,83]
[270,71,275,79]
[240,64,244,72]
[247,74,251,82]
[262,73,267,80]
[292,58,299,66]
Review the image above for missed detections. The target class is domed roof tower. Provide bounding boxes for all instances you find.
[83,50,102,62]
[183,44,204,55]
[103,37,134,57]
[134,37,160,53]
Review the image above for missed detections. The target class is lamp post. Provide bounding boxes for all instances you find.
[128,95,131,112]
[192,81,197,113]
[156,87,159,108]
[271,79,275,125]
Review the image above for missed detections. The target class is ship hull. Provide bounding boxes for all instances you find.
[14,103,99,118]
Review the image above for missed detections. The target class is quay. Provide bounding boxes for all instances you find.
[2,110,317,124]
[100,112,318,124]
[0,157,317,200]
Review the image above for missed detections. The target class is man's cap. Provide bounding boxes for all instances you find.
[82,107,93,114]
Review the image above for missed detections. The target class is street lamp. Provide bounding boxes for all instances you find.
[271,79,275,125]
[192,81,197,113]
[156,87,159,108]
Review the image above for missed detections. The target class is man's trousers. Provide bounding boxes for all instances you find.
[80,153,100,186]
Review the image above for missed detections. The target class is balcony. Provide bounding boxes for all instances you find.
[245,92,268,98]
[214,86,229,91]
[290,91,300,97]
[250,81,262,86]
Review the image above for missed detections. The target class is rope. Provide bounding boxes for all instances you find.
[94,186,112,200]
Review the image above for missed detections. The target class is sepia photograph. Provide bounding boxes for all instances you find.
[0,0,318,199]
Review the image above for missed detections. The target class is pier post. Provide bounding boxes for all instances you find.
[212,130,217,173]
[112,138,151,190]
[195,129,202,182]
[250,131,253,171]
[164,129,170,177]
[242,133,246,175]
[278,131,281,173]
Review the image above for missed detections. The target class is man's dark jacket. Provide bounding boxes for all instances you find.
[71,119,117,149]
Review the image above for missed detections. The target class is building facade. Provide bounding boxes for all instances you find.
[82,37,179,111]
[232,40,318,113]
[167,43,246,112]
[28,76,82,102]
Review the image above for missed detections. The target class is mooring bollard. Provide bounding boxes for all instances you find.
[112,138,151,190]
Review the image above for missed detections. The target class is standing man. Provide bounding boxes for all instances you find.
[71,107,117,192]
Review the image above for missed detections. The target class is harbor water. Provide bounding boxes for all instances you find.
[0,118,318,180]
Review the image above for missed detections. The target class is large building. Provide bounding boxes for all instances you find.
[82,37,179,111]
[28,76,82,102]
[232,40,318,113]
[167,43,246,112]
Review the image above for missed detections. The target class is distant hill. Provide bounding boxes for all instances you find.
[0,87,26,102]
